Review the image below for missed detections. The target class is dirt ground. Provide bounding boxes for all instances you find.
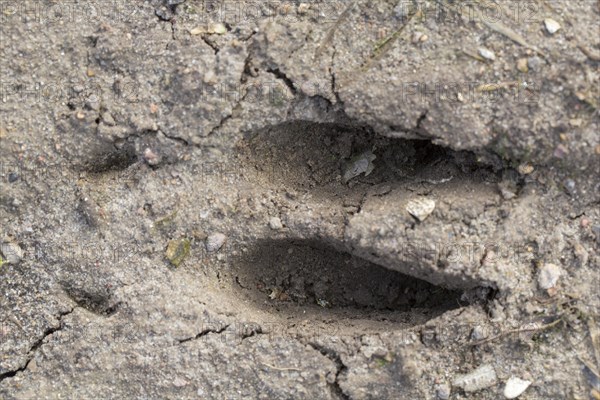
[0,1,599,399]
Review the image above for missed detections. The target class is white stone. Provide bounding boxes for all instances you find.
[544,19,561,34]
[471,325,487,341]
[1,241,23,265]
[206,233,227,252]
[435,383,451,399]
[478,47,496,61]
[538,263,562,290]
[504,377,532,399]
[452,364,498,392]
[406,198,436,221]
[209,23,227,35]
[269,217,283,230]
[343,150,376,183]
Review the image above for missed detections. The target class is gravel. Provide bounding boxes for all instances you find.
[538,263,562,290]
[452,364,498,393]
[206,233,227,253]
[503,376,532,399]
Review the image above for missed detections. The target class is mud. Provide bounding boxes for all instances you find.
[1,1,599,399]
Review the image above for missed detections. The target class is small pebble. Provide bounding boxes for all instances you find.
[544,18,561,34]
[527,57,542,71]
[580,218,589,228]
[173,376,187,387]
[406,198,436,221]
[298,3,310,14]
[553,144,569,159]
[420,327,437,347]
[538,263,562,290]
[102,112,115,126]
[85,99,99,111]
[8,172,19,183]
[269,217,283,230]
[165,238,190,267]
[517,163,534,175]
[203,70,217,85]
[206,232,227,252]
[569,118,583,127]
[499,186,517,200]
[592,225,600,243]
[478,47,496,61]
[1,241,24,265]
[209,23,227,35]
[412,32,429,43]
[143,148,162,166]
[453,364,498,392]
[471,325,487,341]
[435,383,451,399]
[343,150,376,183]
[504,377,532,399]
[563,179,576,196]
[516,58,529,73]
[155,7,174,21]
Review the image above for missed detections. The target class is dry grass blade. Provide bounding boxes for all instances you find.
[440,0,546,58]
[469,317,563,347]
[360,13,416,72]
[578,45,600,61]
[462,48,485,62]
[260,361,302,372]
[481,19,546,58]
[590,318,600,368]
[315,1,358,57]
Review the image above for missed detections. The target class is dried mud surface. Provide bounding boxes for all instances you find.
[1,1,599,399]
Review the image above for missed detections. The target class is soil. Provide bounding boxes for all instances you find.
[1,1,599,399]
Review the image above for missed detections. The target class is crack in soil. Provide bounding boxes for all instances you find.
[201,35,220,55]
[159,129,190,146]
[177,324,230,344]
[0,307,76,382]
[307,342,350,400]
[266,68,297,95]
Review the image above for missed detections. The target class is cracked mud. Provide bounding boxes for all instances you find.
[1,1,599,399]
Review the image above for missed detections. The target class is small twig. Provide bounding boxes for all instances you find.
[579,44,600,61]
[260,361,302,372]
[315,1,357,57]
[589,318,600,367]
[462,49,485,62]
[469,318,563,347]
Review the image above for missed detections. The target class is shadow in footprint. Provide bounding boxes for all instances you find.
[232,239,464,327]
[238,121,500,198]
